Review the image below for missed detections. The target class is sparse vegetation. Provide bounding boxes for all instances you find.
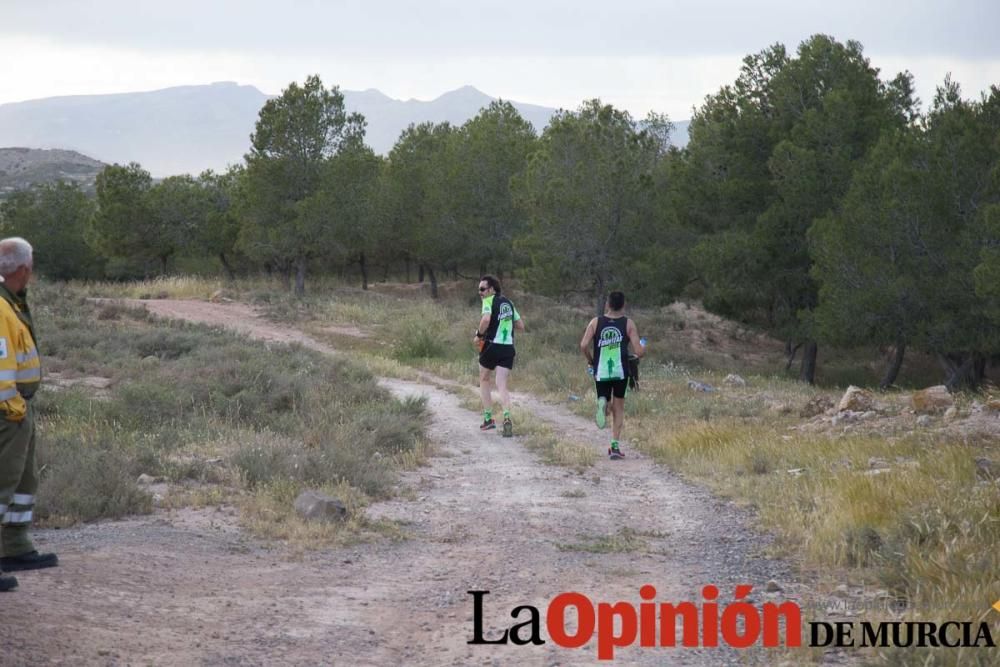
[32,281,428,545]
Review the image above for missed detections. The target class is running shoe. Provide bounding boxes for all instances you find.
[480,418,496,431]
[596,397,607,429]
[502,417,513,437]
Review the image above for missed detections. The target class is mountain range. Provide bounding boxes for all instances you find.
[0,83,690,178]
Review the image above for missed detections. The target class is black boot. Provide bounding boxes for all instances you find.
[1,550,59,571]
[0,572,17,591]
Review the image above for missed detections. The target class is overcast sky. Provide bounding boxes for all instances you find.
[2,1,998,119]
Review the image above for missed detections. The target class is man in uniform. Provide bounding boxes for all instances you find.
[0,237,58,593]
[474,275,524,437]
[580,291,645,459]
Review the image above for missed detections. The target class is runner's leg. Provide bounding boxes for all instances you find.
[611,396,625,441]
[479,365,493,416]
[495,366,511,414]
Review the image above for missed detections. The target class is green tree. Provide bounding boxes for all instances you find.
[381,122,460,298]
[197,167,245,279]
[449,101,537,277]
[296,141,383,289]
[145,174,206,275]
[0,182,101,280]
[812,80,1000,389]
[90,162,155,277]
[239,75,365,295]
[515,100,663,315]
[687,35,916,382]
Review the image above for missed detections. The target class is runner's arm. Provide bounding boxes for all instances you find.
[513,307,525,332]
[476,313,491,337]
[580,318,597,364]
[627,319,646,358]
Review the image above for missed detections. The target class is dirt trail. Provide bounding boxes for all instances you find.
[6,299,815,666]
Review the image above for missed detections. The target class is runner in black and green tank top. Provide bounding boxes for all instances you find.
[580,291,645,459]
[474,275,524,437]
[593,315,629,382]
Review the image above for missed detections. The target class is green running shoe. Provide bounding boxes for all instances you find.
[596,397,607,429]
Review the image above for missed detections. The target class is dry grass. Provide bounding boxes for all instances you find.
[280,281,999,662]
[33,280,429,548]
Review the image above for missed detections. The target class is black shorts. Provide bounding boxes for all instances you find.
[479,344,515,370]
[596,379,629,400]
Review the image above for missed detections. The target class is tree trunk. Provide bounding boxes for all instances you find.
[785,341,802,371]
[218,253,235,280]
[418,263,425,283]
[160,255,169,276]
[405,256,411,283]
[427,265,438,299]
[382,263,390,282]
[939,353,984,391]
[294,256,307,296]
[359,252,369,290]
[593,274,606,317]
[279,266,291,292]
[879,341,906,390]
[799,340,818,385]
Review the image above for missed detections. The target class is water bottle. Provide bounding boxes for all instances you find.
[639,337,648,347]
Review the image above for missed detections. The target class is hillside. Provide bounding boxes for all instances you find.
[0,147,105,196]
[0,83,691,177]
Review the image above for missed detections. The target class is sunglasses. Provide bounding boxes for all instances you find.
[478,286,489,293]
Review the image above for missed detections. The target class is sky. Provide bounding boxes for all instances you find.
[2,0,999,120]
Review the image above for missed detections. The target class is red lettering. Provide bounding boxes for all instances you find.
[547,592,594,649]
[762,601,802,647]
[597,602,638,660]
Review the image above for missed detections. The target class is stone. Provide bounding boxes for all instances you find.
[837,386,874,413]
[916,414,932,427]
[943,406,958,421]
[724,373,747,387]
[137,474,158,485]
[141,355,160,366]
[985,399,1000,414]
[800,395,835,418]
[687,380,715,393]
[765,579,783,592]
[911,385,954,414]
[294,490,347,522]
[975,457,1000,481]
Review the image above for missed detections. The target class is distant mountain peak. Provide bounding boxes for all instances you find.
[437,85,491,101]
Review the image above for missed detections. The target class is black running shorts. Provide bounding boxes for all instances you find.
[479,344,515,370]
[595,379,628,400]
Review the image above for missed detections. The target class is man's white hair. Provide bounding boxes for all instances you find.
[0,237,33,276]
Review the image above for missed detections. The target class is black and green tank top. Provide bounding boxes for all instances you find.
[481,295,520,346]
[592,316,629,381]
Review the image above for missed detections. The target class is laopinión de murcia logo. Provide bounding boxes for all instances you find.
[467,586,998,660]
